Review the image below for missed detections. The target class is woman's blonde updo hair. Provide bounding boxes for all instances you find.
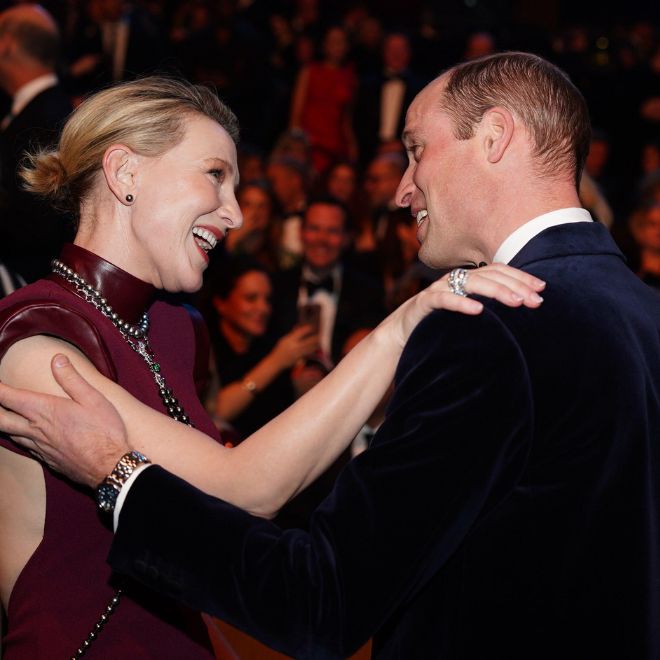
[20,76,239,220]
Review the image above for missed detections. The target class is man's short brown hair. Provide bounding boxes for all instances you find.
[440,52,591,186]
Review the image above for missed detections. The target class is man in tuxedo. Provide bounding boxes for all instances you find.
[353,152,411,279]
[354,32,427,167]
[270,197,385,366]
[64,0,168,97]
[0,3,73,282]
[3,53,660,659]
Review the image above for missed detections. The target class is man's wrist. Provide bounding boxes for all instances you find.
[96,450,151,514]
[113,463,152,530]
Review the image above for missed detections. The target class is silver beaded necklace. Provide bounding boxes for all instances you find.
[52,259,193,425]
[51,258,193,658]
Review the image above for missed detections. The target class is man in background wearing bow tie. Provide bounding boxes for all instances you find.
[354,32,428,168]
[270,197,385,367]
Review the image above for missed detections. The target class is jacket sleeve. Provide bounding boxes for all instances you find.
[108,307,533,658]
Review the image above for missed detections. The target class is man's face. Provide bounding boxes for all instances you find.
[383,34,410,72]
[302,203,347,271]
[396,79,484,268]
[266,164,301,207]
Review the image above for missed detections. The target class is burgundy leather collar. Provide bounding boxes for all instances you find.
[48,243,156,324]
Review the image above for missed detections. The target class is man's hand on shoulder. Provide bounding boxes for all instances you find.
[0,354,129,487]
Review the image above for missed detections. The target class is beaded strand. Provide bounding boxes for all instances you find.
[52,259,194,657]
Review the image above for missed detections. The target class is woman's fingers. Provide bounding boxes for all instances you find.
[435,266,546,308]
[480,263,545,290]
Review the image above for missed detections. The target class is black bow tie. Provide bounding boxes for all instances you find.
[305,275,334,297]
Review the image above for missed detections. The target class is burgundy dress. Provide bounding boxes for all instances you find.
[0,244,218,658]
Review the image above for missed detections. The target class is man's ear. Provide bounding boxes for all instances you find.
[480,107,514,164]
[101,144,139,205]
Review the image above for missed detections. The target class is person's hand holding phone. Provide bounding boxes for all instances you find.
[272,324,320,370]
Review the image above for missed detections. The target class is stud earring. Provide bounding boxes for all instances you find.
[125,194,134,203]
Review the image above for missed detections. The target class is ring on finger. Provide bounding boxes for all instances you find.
[448,268,469,297]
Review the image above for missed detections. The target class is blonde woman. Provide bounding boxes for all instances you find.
[0,76,544,657]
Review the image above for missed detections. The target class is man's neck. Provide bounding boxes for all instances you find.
[482,183,582,262]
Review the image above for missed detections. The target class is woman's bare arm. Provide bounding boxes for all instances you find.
[0,266,545,517]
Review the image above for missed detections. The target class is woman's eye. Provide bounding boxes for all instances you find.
[209,169,225,182]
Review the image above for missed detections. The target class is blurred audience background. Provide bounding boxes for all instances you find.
[1,0,659,464]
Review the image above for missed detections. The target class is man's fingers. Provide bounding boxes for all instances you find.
[50,354,104,405]
[0,381,44,420]
[0,400,37,437]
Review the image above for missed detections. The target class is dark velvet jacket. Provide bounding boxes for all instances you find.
[109,222,660,659]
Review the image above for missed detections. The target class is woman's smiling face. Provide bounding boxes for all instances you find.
[127,114,242,293]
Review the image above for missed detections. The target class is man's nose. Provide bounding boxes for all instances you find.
[395,168,414,209]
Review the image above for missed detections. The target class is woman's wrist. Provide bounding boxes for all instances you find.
[366,321,404,360]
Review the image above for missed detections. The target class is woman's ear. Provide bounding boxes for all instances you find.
[480,106,514,164]
[101,144,139,206]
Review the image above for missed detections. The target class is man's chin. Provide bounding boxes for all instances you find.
[418,246,446,270]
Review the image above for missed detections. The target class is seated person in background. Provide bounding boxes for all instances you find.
[579,171,614,228]
[270,196,385,368]
[0,4,74,282]
[352,152,410,281]
[324,161,358,206]
[203,256,319,439]
[275,326,386,531]
[341,328,392,457]
[224,180,278,271]
[266,155,310,269]
[629,194,660,293]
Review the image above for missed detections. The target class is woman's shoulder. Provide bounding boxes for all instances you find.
[0,278,116,378]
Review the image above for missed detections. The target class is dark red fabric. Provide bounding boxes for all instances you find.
[0,244,219,658]
[300,62,357,172]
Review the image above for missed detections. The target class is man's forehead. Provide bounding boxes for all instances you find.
[403,77,447,142]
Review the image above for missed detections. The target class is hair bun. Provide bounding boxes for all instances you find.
[20,150,69,205]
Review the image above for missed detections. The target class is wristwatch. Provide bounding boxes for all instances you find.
[96,450,151,514]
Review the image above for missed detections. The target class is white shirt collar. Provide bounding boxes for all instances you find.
[492,208,593,264]
[11,73,58,117]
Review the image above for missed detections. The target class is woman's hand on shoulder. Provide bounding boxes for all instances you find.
[376,263,546,350]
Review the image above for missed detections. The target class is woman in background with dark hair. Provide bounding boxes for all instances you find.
[205,256,319,438]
